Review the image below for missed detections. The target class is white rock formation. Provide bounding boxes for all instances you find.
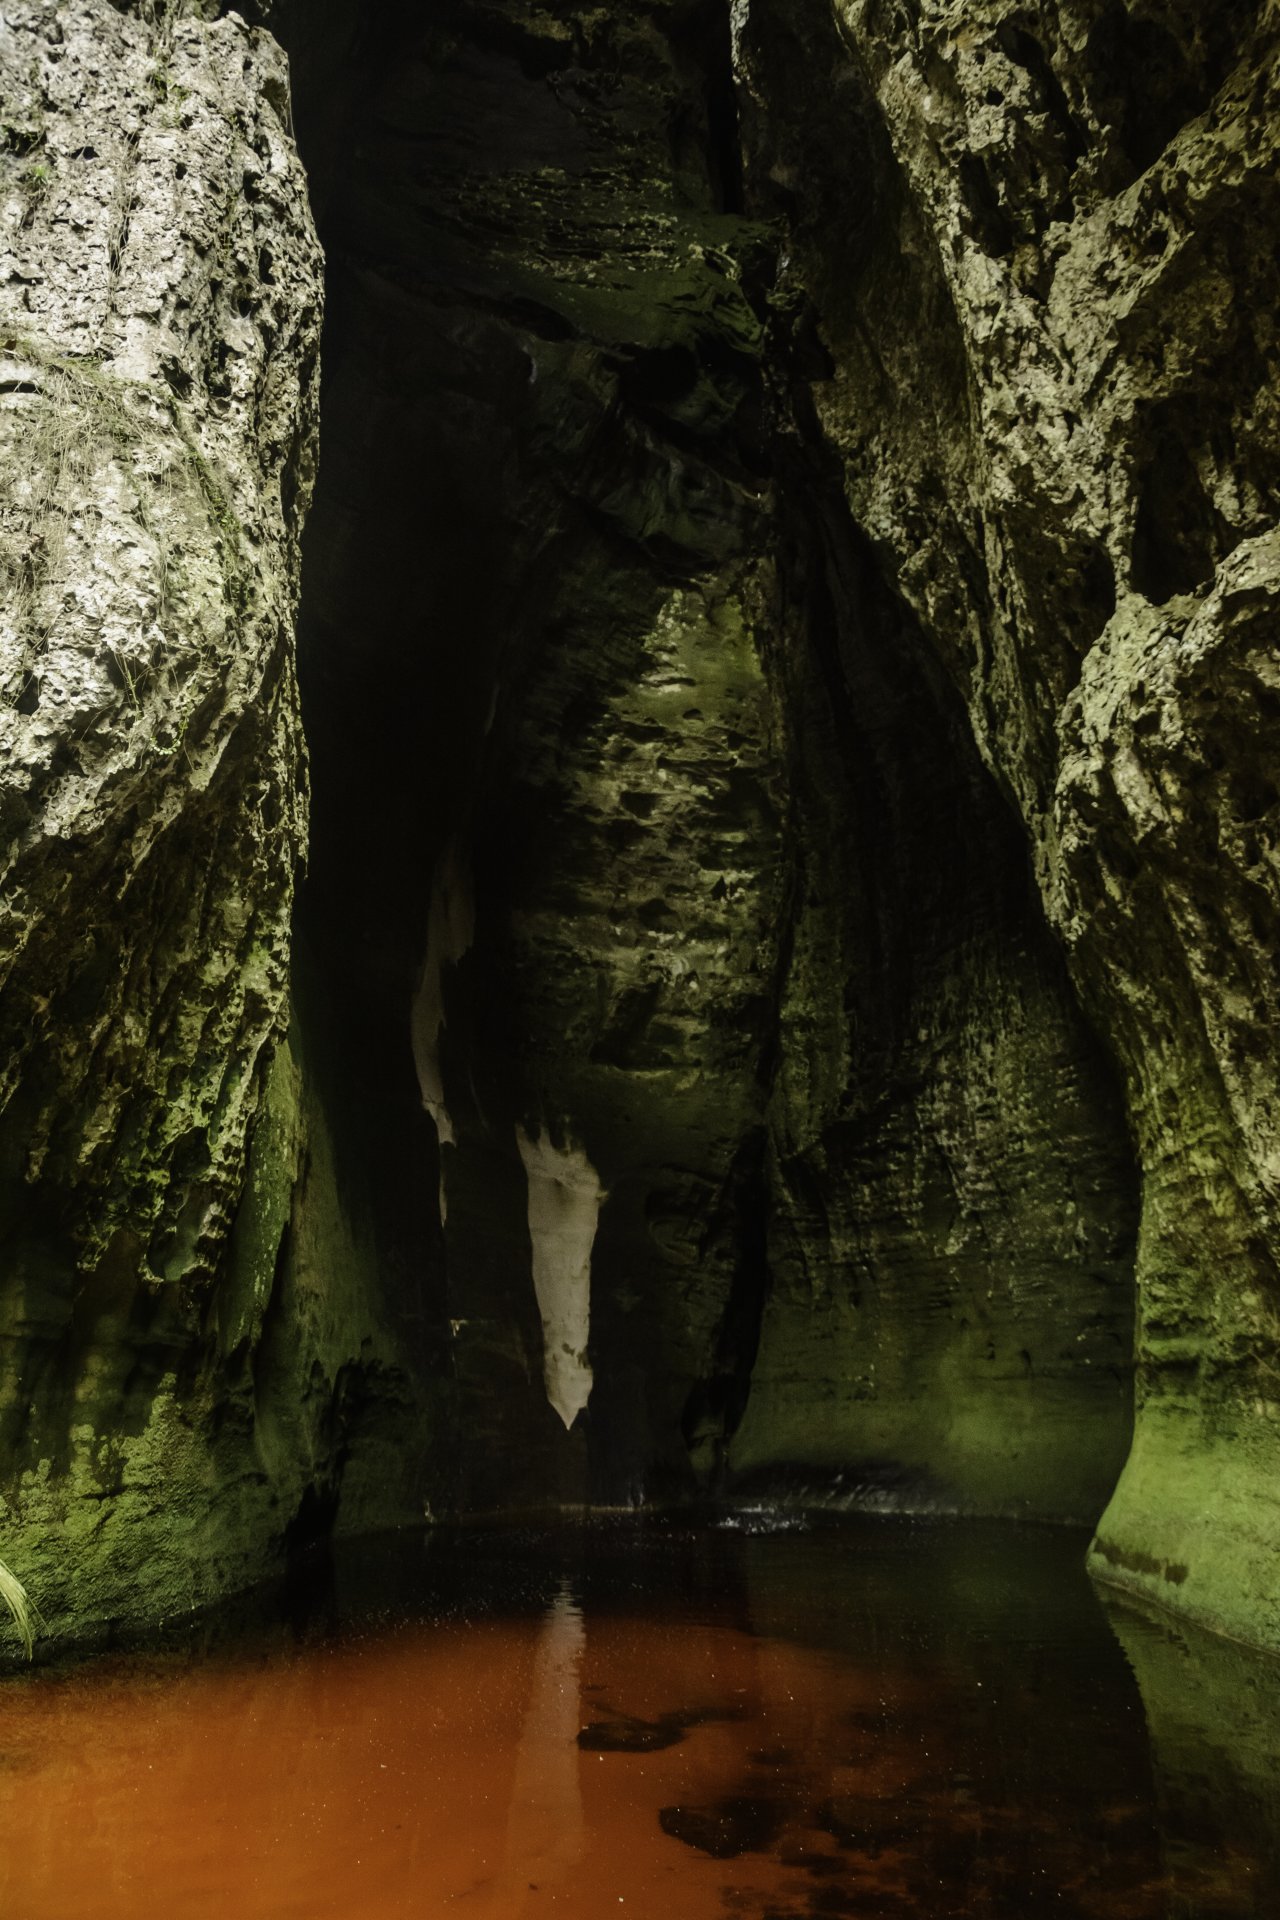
[515,1126,603,1430]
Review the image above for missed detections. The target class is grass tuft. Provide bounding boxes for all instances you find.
[0,1557,39,1660]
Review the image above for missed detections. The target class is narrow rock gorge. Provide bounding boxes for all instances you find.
[0,0,1276,1659]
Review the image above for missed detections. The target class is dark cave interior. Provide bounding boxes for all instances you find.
[277,0,1139,1521]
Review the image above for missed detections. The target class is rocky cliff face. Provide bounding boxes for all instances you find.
[0,0,429,1639]
[280,0,1138,1527]
[0,0,1275,1658]
[731,0,1280,1648]
[278,0,1280,1644]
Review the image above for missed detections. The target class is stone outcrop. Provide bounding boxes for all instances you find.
[733,0,1280,1643]
[0,0,1275,1659]
[0,0,426,1640]
[281,0,1137,1526]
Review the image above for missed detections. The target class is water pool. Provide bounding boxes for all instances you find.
[2,1520,1277,1918]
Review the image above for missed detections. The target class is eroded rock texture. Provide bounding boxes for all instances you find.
[0,0,425,1638]
[733,0,1280,1641]
[284,0,788,1510]
[1,0,1274,1658]
[282,0,1136,1526]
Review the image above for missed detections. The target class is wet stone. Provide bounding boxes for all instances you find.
[815,1796,921,1853]
[659,1796,785,1858]
[578,1715,685,1753]
[581,1701,748,1751]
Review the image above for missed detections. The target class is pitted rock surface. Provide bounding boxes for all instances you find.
[0,1,419,1640]
[735,0,1280,1644]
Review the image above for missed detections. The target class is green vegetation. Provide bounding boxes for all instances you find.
[0,1557,38,1660]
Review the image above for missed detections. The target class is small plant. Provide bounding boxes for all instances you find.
[0,1557,38,1660]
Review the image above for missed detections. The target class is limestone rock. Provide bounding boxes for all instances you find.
[283,0,1137,1522]
[735,0,1280,1640]
[0,1,419,1641]
[3,0,1275,1661]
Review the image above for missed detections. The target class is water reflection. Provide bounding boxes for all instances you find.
[1105,1597,1280,1918]
[0,1522,1275,1918]
[498,1582,585,1906]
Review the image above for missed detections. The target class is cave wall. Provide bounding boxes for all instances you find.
[283,0,1137,1525]
[285,0,792,1512]
[0,0,1273,1657]
[729,458,1137,1520]
[0,0,431,1640]
[732,0,1280,1641]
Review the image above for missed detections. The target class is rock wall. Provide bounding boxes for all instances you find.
[1,0,1273,1657]
[283,0,1137,1524]
[734,0,1280,1642]
[0,0,428,1643]
[282,0,790,1511]
[728,479,1137,1519]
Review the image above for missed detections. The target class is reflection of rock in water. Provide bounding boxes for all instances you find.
[658,1796,783,1858]
[1105,1594,1280,1916]
[500,1583,585,1897]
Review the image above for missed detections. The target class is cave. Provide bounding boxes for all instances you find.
[284,0,1142,1526]
[0,0,1278,1911]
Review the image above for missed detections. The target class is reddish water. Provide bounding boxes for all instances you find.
[0,1523,1276,1919]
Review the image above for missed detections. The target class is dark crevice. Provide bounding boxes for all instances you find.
[1081,5,1254,183]
[1132,408,1234,604]
[959,150,1016,259]
[995,23,1088,171]
[697,0,746,214]
[680,1127,771,1479]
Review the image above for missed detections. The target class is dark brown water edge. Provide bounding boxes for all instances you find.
[0,1517,1276,1919]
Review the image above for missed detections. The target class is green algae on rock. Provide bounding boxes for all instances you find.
[732,0,1280,1639]
[0,0,1277,1662]
[0,0,429,1643]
